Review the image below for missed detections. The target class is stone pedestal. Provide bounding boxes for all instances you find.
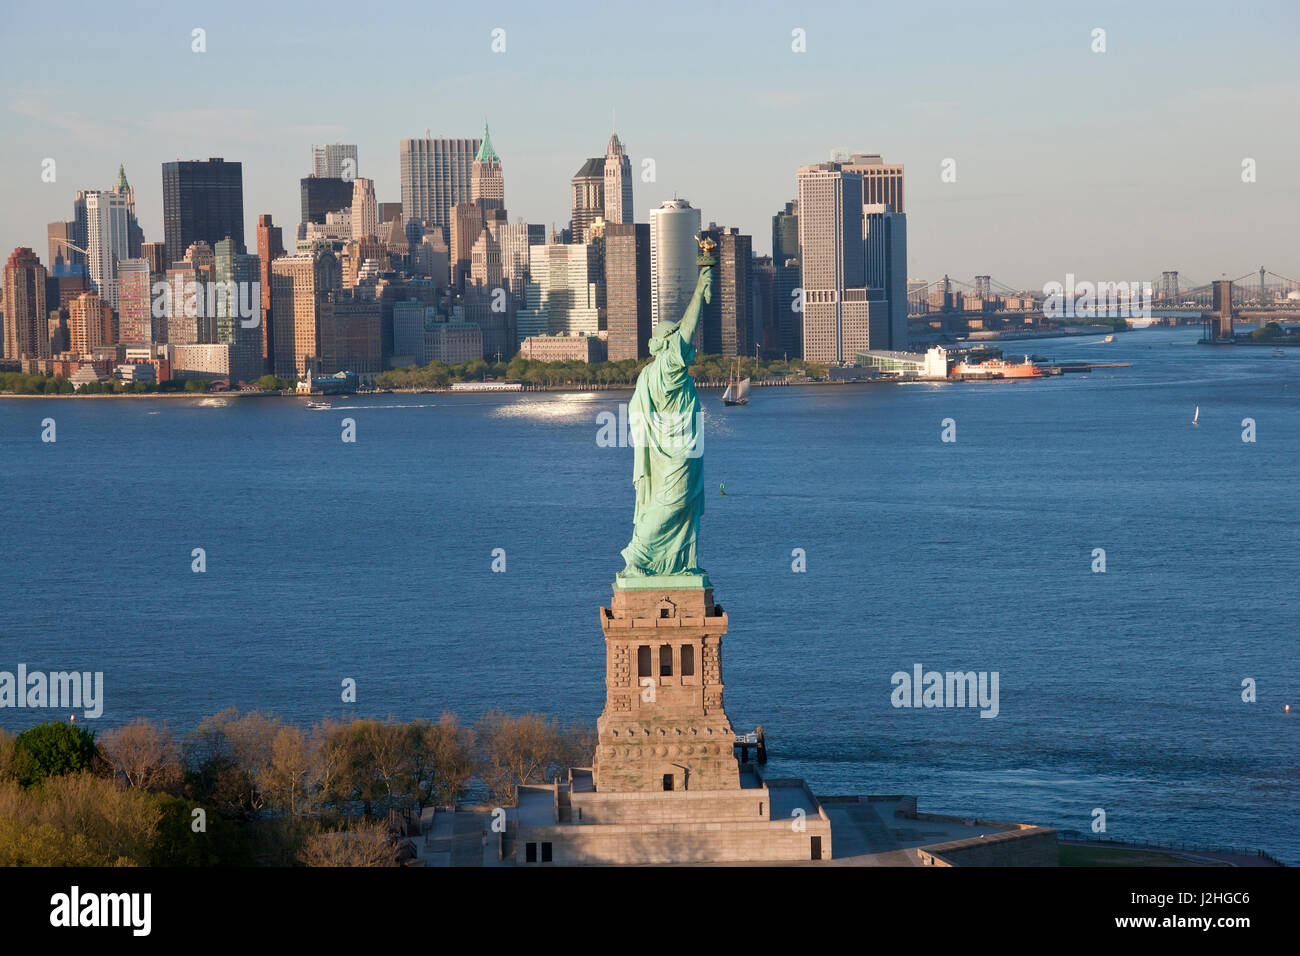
[592,579,740,792]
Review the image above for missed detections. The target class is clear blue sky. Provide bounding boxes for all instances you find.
[2,0,1297,289]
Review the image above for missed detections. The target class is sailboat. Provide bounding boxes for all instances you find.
[721,360,750,406]
[1192,406,1199,426]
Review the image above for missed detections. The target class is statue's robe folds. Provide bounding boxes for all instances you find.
[620,329,704,575]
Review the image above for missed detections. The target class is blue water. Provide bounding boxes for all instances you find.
[2,326,1297,862]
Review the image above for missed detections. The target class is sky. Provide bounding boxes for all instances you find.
[1,0,1297,290]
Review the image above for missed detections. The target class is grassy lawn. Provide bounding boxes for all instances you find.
[1059,844,1228,867]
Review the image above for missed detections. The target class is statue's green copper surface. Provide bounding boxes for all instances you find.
[617,246,716,583]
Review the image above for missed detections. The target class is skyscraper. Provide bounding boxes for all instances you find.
[255,216,283,374]
[842,153,905,212]
[162,158,245,266]
[516,242,604,343]
[85,190,129,308]
[312,143,358,180]
[300,177,353,226]
[604,222,651,360]
[351,178,378,240]
[602,131,633,226]
[864,204,908,350]
[3,248,49,359]
[649,199,701,336]
[570,157,605,244]
[771,199,801,358]
[271,251,341,377]
[699,226,751,357]
[471,123,504,212]
[68,291,106,354]
[113,164,144,258]
[115,258,153,345]
[399,137,480,229]
[449,202,484,292]
[796,162,879,364]
[214,238,263,384]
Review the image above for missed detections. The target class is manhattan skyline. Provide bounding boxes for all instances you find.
[2,0,1297,289]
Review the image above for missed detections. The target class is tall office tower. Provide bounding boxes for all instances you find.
[270,250,341,378]
[772,199,799,263]
[254,217,282,373]
[351,178,378,239]
[85,190,129,308]
[449,202,484,291]
[140,242,167,276]
[68,291,106,354]
[771,199,801,357]
[300,177,353,226]
[213,238,263,383]
[517,242,604,341]
[162,158,245,266]
[312,144,358,180]
[602,130,633,225]
[842,153,904,212]
[115,258,153,345]
[863,204,908,350]
[163,264,200,345]
[570,157,605,244]
[70,191,90,267]
[699,226,752,357]
[797,162,875,364]
[471,123,505,212]
[604,222,651,360]
[47,222,80,275]
[112,164,145,257]
[3,248,49,359]
[750,255,777,357]
[399,137,480,229]
[46,266,89,315]
[649,199,701,340]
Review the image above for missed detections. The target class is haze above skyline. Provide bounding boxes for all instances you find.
[2,0,1296,289]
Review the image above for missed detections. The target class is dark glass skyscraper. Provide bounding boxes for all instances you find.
[161,158,245,267]
[300,177,354,225]
[605,222,651,361]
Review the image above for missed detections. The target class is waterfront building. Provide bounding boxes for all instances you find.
[3,248,49,359]
[864,203,908,350]
[517,242,604,343]
[213,238,264,383]
[426,321,483,364]
[270,250,342,378]
[68,291,109,354]
[797,162,871,363]
[519,333,608,363]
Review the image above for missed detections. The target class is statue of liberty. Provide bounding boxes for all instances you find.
[618,238,715,579]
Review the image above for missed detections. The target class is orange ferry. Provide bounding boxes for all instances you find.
[951,355,1046,379]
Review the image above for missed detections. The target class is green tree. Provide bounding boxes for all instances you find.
[13,723,100,786]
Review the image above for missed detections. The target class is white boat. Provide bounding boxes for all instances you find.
[721,372,750,406]
[306,402,331,410]
[1192,406,1199,426]
[1273,348,1285,357]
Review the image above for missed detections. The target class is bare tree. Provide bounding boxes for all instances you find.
[99,719,183,793]
[410,713,476,809]
[297,819,398,867]
[474,711,566,806]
